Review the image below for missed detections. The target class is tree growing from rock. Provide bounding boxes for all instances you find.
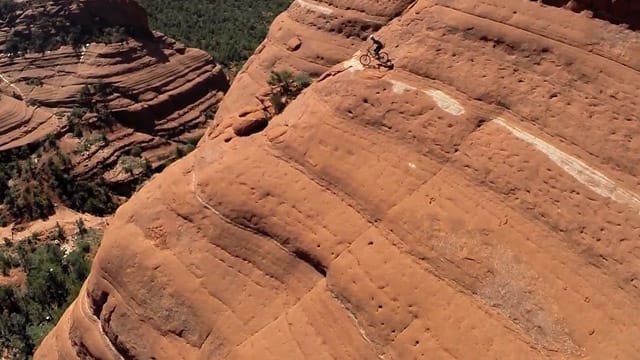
[267,70,312,114]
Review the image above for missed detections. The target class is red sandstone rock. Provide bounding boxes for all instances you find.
[286,36,302,51]
[0,0,228,185]
[37,0,640,359]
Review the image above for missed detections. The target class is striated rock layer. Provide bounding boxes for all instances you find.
[38,0,640,359]
[0,0,228,185]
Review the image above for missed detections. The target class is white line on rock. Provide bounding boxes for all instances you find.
[494,117,640,212]
[342,52,364,72]
[424,89,466,116]
[296,0,334,15]
[0,73,23,97]
[388,79,465,116]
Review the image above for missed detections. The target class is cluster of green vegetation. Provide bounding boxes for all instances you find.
[77,81,141,130]
[0,220,101,358]
[24,77,44,87]
[0,76,197,225]
[137,0,292,68]
[0,145,116,226]
[119,149,152,177]
[67,80,133,141]
[45,152,117,217]
[1,0,147,56]
[0,159,55,225]
[74,132,108,154]
[0,0,26,20]
[267,70,312,114]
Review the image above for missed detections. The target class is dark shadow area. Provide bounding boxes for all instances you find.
[537,0,640,30]
[377,60,395,70]
[112,70,225,136]
[293,249,328,277]
[1,0,156,58]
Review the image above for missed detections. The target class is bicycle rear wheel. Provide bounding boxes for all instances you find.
[359,54,372,66]
[378,52,389,63]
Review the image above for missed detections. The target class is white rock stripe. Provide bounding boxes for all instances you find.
[494,117,640,212]
[0,73,23,97]
[389,79,465,116]
[343,52,365,72]
[296,0,333,15]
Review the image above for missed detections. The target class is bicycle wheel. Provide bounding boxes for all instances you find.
[378,52,389,64]
[359,54,372,66]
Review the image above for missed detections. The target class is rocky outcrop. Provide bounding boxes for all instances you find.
[0,0,228,187]
[214,0,415,140]
[37,0,640,359]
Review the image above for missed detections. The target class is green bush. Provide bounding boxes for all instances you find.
[3,180,54,223]
[270,93,285,114]
[0,0,24,19]
[129,146,142,158]
[175,145,186,159]
[69,107,88,120]
[0,250,12,276]
[294,73,312,89]
[72,124,83,138]
[25,77,44,87]
[204,107,215,120]
[267,70,312,114]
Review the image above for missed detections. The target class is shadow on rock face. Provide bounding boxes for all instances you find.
[232,112,270,137]
[539,0,640,29]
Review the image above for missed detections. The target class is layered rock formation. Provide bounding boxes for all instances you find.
[0,0,227,186]
[38,0,640,359]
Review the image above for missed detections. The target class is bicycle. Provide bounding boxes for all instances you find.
[359,46,390,67]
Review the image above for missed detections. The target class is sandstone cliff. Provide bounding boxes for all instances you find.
[37,0,640,359]
[0,0,227,188]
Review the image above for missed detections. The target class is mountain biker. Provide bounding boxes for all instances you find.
[368,34,384,59]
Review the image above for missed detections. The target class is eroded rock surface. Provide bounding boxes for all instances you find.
[37,0,640,359]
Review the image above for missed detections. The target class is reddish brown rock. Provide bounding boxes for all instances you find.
[0,0,228,187]
[286,36,302,51]
[232,111,269,137]
[37,0,640,359]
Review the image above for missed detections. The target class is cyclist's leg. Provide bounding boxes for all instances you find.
[373,46,380,58]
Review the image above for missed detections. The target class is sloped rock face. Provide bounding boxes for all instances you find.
[0,0,228,186]
[38,0,640,359]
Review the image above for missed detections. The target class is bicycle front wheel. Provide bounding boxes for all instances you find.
[359,54,372,66]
